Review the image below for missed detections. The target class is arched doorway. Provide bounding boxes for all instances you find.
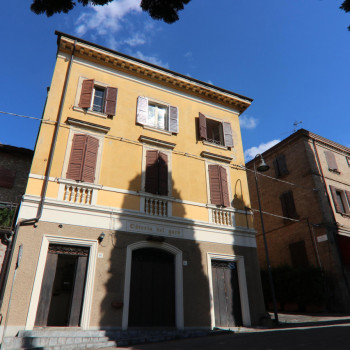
[128,248,175,327]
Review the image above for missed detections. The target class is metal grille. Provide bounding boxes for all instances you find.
[212,260,237,270]
[48,244,89,256]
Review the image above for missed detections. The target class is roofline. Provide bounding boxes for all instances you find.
[0,144,34,156]
[246,128,350,166]
[55,30,253,104]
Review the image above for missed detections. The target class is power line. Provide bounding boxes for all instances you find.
[0,111,42,121]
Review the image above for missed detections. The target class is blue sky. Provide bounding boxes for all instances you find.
[1,0,349,160]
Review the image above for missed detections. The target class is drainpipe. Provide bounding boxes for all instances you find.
[0,39,77,330]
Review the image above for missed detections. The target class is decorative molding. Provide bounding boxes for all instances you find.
[66,117,110,133]
[139,135,176,149]
[201,151,233,163]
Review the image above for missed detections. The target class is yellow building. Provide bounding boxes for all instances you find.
[0,32,265,343]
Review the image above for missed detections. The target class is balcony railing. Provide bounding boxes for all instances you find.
[143,196,168,217]
[63,184,93,205]
[212,208,234,226]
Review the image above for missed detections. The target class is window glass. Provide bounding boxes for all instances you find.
[92,87,105,113]
[147,103,168,130]
[206,119,223,145]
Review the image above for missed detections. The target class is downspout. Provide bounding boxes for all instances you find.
[0,39,77,318]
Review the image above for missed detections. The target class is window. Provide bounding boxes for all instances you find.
[273,154,288,177]
[324,151,339,172]
[66,134,99,183]
[145,150,168,195]
[346,156,350,167]
[78,79,118,116]
[137,97,178,133]
[208,164,230,207]
[0,167,15,188]
[329,185,350,214]
[280,191,298,220]
[199,113,233,148]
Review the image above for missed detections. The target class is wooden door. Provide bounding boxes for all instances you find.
[34,245,89,327]
[211,260,242,328]
[128,248,175,327]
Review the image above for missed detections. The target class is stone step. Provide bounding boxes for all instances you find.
[17,330,106,338]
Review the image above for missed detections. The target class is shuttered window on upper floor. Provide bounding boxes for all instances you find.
[273,154,288,177]
[137,97,178,134]
[78,79,118,117]
[66,134,99,183]
[280,190,298,220]
[0,167,16,188]
[199,113,233,148]
[329,185,350,215]
[145,150,168,196]
[208,164,230,207]
[324,151,339,172]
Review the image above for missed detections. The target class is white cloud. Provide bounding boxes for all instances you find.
[123,33,146,47]
[244,139,281,161]
[207,80,213,85]
[75,0,141,36]
[133,51,169,68]
[240,115,258,129]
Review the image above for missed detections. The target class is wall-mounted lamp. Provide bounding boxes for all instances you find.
[98,232,105,244]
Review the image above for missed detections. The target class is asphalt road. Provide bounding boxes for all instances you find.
[121,324,350,350]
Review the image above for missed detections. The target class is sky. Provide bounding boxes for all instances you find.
[0,0,349,161]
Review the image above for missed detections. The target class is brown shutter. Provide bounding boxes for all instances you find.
[0,168,16,188]
[274,155,288,177]
[145,150,159,194]
[346,191,350,212]
[285,191,297,218]
[199,112,207,140]
[81,136,99,183]
[79,79,94,109]
[136,96,148,125]
[208,165,223,205]
[66,134,87,181]
[325,151,338,171]
[273,158,280,177]
[222,122,234,148]
[104,87,118,116]
[280,193,288,218]
[158,152,168,196]
[169,106,179,133]
[329,185,343,213]
[220,166,230,207]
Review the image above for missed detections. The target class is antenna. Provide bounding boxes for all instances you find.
[293,121,302,132]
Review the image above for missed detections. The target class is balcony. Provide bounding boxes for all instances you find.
[141,195,169,217]
[211,208,234,226]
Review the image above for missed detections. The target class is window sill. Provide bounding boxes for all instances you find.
[202,140,228,150]
[329,168,341,175]
[339,212,350,218]
[142,125,173,136]
[73,106,111,120]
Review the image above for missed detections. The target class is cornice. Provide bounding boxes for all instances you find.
[57,33,252,113]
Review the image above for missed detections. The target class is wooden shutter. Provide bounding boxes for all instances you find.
[220,167,230,207]
[329,186,343,213]
[199,112,207,140]
[81,136,99,183]
[208,165,223,205]
[136,96,148,125]
[145,150,159,194]
[0,168,16,188]
[169,106,179,133]
[280,192,288,218]
[274,155,288,177]
[325,151,338,171]
[281,191,297,219]
[158,152,168,196]
[79,79,94,109]
[67,134,87,181]
[289,241,309,268]
[222,122,234,148]
[346,191,350,211]
[104,87,118,116]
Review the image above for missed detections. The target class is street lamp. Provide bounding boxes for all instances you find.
[253,154,279,324]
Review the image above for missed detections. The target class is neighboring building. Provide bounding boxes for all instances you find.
[0,144,33,294]
[246,129,350,311]
[0,32,265,341]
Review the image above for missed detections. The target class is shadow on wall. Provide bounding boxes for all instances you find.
[98,172,212,330]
